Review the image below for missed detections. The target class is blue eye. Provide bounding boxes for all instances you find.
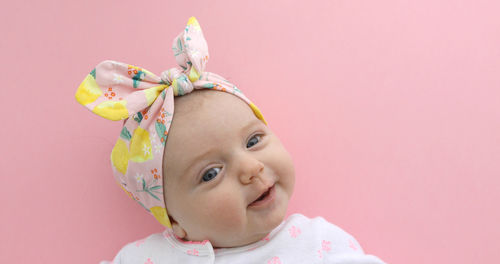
[201,167,221,182]
[247,134,262,148]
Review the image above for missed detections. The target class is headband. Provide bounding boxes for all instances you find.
[75,17,266,228]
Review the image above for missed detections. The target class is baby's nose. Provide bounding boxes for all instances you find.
[238,155,265,184]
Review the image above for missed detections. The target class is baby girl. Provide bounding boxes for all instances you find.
[76,17,386,263]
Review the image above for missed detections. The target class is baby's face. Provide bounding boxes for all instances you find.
[162,90,295,248]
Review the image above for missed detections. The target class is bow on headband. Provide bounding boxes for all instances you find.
[75,17,266,228]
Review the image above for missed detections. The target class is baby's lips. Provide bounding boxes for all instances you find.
[248,183,275,205]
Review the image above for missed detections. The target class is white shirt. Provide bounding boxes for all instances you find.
[102,213,386,263]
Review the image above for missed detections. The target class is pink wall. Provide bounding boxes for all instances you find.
[2,0,499,263]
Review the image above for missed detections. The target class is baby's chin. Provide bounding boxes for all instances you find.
[211,214,287,248]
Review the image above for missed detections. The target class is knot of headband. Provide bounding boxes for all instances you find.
[75,17,266,228]
[160,67,194,96]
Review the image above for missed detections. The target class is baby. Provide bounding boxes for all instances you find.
[77,17,386,263]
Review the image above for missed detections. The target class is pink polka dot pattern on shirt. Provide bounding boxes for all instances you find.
[322,240,332,251]
[317,240,332,259]
[186,249,199,256]
[267,256,282,264]
[288,225,301,238]
[135,238,146,247]
[349,239,359,251]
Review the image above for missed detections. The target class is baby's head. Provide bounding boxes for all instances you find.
[162,89,295,247]
[75,16,295,248]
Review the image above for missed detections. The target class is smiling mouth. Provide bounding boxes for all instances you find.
[249,184,275,206]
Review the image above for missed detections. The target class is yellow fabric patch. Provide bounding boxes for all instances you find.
[111,139,129,175]
[92,100,129,121]
[172,78,179,95]
[188,67,200,82]
[75,74,102,105]
[151,206,172,228]
[129,127,153,163]
[187,16,201,31]
[249,103,267,125]
[145,85,167,105]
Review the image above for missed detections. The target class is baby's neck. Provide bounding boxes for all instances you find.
[209,231,271,249]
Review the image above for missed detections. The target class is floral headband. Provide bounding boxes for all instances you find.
[75,17,266,228]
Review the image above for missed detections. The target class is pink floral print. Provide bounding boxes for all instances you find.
[104,87,117,100]
[288,225,301,238]
[317,240,332,259]
[321,240,331,252]
[186,249,199,256]
[135,238,146,247]
[267,256,281,264]
[349,239,359,251]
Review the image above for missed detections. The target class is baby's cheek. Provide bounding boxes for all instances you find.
[202,192,245,233]
[267,141,295,176]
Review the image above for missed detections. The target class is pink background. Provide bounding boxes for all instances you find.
[1,0,499,263]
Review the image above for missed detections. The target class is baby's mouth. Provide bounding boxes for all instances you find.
[248,184,275,206]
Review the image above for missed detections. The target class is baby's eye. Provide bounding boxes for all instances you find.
[201,167,221,182]
[246,134,262,148]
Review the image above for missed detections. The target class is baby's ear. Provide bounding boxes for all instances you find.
[169,215,187,239]
[172,221,187,239]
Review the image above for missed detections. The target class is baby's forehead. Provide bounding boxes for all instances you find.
[166,90,262,140]
[172,89,212,115]
[171,90,257,128]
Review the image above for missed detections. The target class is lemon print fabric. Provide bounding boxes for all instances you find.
[110,126,154,174]
[129,127,153,163]
[145,85,168,105]
[92,100,129,121]
[151,206,171,228]
[75,60,165,122]
[75,71,102,105]
[111,138,129,175]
